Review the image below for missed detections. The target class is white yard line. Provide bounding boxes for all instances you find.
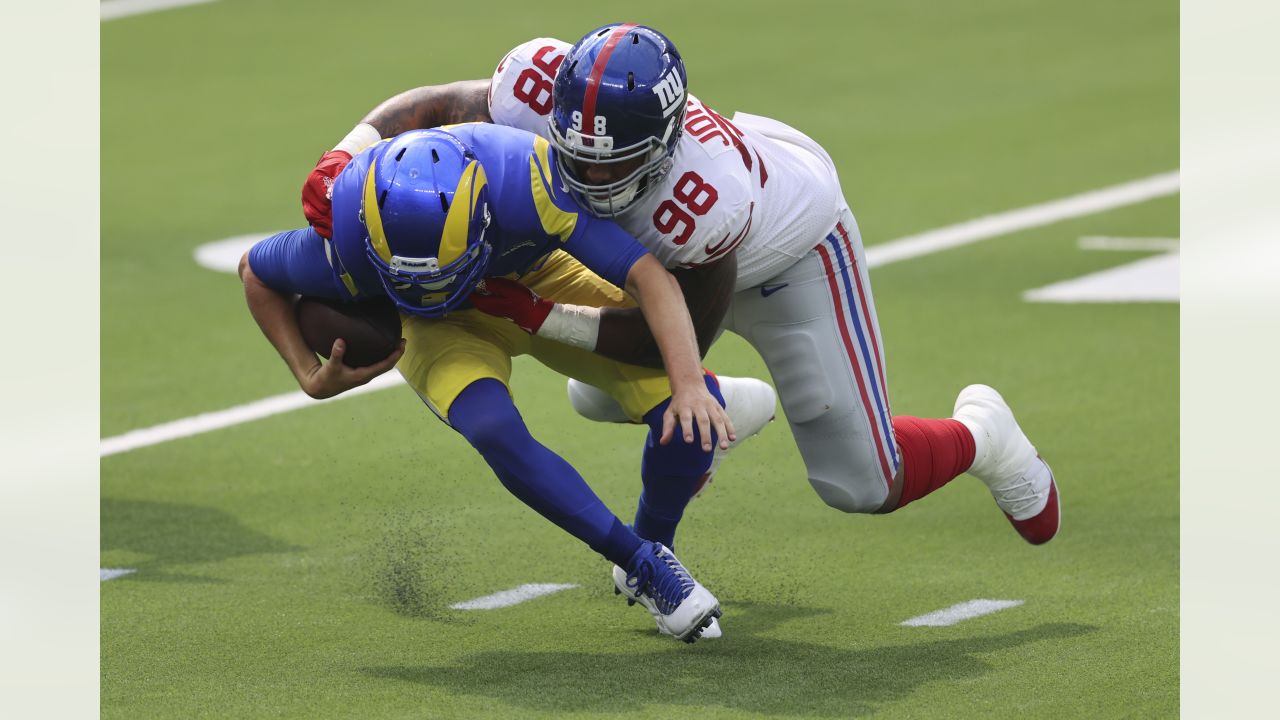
[101,0,216,21]
[1024,252,1180,303]
[100,372,406,457]
[100,568,136,581]
[194,232,276,273]
[864,172,1179,268]
[901,599,1024,627]
[449,583,579,610]
[101,171,1179,457]
[1078,236,1180,252]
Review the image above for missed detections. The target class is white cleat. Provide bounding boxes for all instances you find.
[616,543,721,643]
[952,384,1060,545]
[613,563,722,640]
[694,375,777,498]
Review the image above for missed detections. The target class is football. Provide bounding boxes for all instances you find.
[294,296,403,367]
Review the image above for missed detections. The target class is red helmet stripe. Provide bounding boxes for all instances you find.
[581,23,637,133]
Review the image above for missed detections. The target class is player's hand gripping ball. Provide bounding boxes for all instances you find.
[295,296,403,367]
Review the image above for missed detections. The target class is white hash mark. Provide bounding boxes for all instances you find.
[450,583,579,610]
[900,599,1024,627]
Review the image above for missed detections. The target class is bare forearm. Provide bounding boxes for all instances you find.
[626,260,705,390]
[361,80,492,137]
[239,257,320,389]
[596,255,737,367]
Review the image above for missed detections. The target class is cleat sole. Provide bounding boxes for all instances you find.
[681,607,722,643]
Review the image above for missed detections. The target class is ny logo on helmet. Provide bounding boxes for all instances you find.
[652,69,686,118]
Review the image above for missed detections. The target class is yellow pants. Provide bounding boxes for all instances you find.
[397,250,672,422]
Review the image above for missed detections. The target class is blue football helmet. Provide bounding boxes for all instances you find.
[361,129,492,317]
[549,24,688,217]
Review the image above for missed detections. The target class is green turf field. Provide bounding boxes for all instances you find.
[102,1,1178,717]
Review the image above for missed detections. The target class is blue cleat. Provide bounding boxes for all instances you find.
[617,542,721,643]
[613,562,722,639]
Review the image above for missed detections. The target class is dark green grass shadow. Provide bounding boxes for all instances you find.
[101,497,301,582]
[365,601,1095,717]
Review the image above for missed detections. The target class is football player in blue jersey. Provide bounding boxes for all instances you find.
[242,125,730,642]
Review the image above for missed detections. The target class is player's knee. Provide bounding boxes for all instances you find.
[566,380,630,423]
[807,472,887,514]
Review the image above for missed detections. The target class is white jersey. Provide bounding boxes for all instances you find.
[489,38,846,289]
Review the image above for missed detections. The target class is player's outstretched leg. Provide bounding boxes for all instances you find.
[568,373,772,639]
[448,379,645,567]
[951,384,1060,544]
[882,415,976,512]
[616,541,721,643]
[633,373,725,550]
[450,380,726,641]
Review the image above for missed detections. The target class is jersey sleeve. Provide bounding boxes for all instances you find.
[562,216,650,289]
[247,227,361,300]
[516,135,648,288]
[488,38,572,137]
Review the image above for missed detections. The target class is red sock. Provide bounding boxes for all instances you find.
[891,416,975,510]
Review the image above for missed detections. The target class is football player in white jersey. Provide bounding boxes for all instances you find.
[302,23,1060,638]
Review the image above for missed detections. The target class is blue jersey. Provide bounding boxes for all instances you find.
[249,123,649,303]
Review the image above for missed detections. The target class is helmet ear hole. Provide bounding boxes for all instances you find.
[431,148,440,163]
[438,192,449,213]
[395,148,407,161]
[627,72,635,91]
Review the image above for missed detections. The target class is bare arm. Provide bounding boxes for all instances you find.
[595,252,737,368]
[304,80,495,238]
[622,254,735,450]
[238,252,402,399]
[361,80,492,137]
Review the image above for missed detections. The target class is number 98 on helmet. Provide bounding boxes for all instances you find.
[361,129,493,317]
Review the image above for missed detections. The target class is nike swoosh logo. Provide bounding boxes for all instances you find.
[760,283,789,297]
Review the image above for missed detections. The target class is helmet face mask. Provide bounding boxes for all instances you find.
[549,24,688,218]
[360,130,493,317]
[551,126,674,216]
